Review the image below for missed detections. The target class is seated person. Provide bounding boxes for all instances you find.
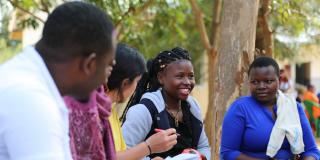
[122,47,210,159]
[220,56,319,160]
[107,43,177,160]
[304,84,320,119]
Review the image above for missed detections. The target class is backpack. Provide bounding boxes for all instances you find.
[139,98,203,151]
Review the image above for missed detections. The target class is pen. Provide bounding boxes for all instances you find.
[154,128,181,137]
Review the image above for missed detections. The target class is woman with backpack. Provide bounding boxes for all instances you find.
[121,47,210,160]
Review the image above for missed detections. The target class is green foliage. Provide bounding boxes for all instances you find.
[5,0,320,65]
[0,39,21,64]
[274,39,298,60]
[4,0,212,82]
[270,0,320,60]
[85,0,213,83]
[19,18,39,29]
[0,4,21,64]
[6,0,58,29]
[273,0,320,36]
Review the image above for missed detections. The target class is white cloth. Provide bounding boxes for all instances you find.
[266,90,304,157]
[0,46,72,160]
[165,153,199,160]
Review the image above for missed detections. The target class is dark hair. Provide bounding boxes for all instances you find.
[38,1,114,62]
[248,56,280,77]
[307,84,314,90]
[120,47,191,121]
[107,43,146,91]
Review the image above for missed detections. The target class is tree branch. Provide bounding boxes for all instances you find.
[188,0,211,51]
[258,0,273,56]
[261,0,272,34]
[210,0,223,50]
[39,0,50,14]
[7,0,45,23]
[115,0,155,38]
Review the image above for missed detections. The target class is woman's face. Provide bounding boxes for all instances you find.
[249,66,279,105]
[158,60,195,101]
[119,75,142,103]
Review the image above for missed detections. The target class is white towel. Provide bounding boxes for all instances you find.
[266,90,304,157]
[165,153,199,160]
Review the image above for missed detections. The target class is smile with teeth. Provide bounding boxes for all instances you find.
[257,93,268,96]
[180,88,190,95]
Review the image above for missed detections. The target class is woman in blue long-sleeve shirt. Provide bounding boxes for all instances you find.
[220,56,320,160]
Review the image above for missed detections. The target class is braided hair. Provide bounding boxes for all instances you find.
[120,47,191,122]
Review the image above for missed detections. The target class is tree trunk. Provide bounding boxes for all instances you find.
[204,0,222,158]
[255,0,273,57]
[205,48,219,160]
[204,0,259,159]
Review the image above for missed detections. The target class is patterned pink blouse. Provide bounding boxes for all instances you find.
[64,87,116,160]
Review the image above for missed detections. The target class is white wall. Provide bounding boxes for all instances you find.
[311,56,320,93]
[295,45,320,93]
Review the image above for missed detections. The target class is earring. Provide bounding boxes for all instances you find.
[160,64,166,69]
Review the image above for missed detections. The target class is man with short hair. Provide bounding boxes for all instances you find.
[0,2,116,159]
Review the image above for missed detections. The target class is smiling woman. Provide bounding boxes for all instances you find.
[121,47,210,160]
[220,56,320,160]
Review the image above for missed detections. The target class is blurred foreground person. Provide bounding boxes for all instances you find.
[0,2,115,159]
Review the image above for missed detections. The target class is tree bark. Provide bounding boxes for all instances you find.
[204,0,223,159]
[189,4,222,158]
[255,0,273,57]
[189,0,259,159]
[205,0,259,159]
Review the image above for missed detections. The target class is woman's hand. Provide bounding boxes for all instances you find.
[145,128,177,154]
[302,156,316,160]
[152,157,164,160]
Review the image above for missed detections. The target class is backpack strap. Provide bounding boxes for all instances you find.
[139,98,171,158]
[140,98,158,124]
[140,98,202,148]
[139,98,171,137]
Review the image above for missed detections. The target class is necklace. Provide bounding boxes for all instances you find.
[165,102,182,127]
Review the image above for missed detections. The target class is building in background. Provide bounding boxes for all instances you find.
[279,44,320,97]
[8,10,47,47]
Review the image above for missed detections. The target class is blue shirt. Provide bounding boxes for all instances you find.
[220,96,320,160]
